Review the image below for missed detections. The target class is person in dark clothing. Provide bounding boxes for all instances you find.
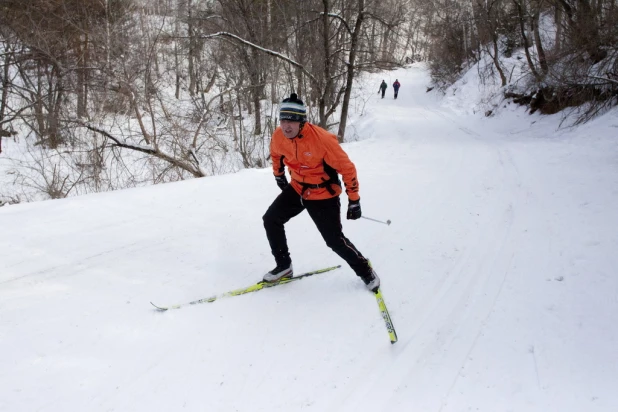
[378,80,387,99]
[393,79,401,99]
[262,93,380,292]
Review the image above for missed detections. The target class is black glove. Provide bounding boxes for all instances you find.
[347,198,361,220]
[275,174,288,191]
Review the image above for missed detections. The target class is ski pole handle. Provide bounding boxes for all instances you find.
[361,216,391,226]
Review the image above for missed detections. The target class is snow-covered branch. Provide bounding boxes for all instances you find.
[197,32,317,84]
[320,12,352,35]
[79,123,205,178]
[588,75,618,86]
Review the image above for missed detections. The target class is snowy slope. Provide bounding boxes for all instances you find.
[1,65,617,412]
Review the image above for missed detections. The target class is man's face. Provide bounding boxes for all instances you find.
[281,119,301,139]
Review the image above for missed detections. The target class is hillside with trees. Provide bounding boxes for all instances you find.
[0,0,616,203]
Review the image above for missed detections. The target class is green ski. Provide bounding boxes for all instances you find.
[151,265,341,311]
[374,288,398,344]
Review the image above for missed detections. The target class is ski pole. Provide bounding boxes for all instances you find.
[362,216,391,226]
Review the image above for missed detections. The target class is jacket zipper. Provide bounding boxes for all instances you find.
[293,138,307,202]
[294,138,302,180]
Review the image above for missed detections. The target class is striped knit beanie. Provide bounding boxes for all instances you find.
[279,93,307,122]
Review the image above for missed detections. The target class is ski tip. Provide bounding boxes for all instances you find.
[150,302,169,311]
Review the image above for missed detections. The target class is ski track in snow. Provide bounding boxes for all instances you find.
[329,83,525,412]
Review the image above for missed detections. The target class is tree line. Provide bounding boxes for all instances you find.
[426,0,617,119]
[0,0,615,202]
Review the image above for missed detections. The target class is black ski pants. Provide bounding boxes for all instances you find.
[263,185,370,278]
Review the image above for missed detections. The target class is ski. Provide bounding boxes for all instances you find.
[374,288,398,344]
[151,265,342,311]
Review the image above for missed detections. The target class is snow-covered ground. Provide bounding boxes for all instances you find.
[1,64,617,411]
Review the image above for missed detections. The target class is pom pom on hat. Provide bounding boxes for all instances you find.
[280,93,307,122]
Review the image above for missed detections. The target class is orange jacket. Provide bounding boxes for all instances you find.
[270,123,360,201]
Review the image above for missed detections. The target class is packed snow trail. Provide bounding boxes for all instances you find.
[1,65,617,412]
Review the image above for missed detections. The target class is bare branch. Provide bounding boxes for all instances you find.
[587,76,618,86]
[196,32,318,84]
[79,123,205,178]
[320,12,353,35]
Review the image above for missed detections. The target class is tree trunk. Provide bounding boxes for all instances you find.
[554,4,562,52]
[556,0,607,62]
[492,40,507,87]
[77,67,86,118]
[174,9,181,99]
[34,64,46,142]
[319,0,332,129]
[0,49,11,128]
[248,49,263,136]
[76,33,89,118]
[48,67,64,148]
[103,0,111,102]
[369,20,376,59]
[188,0,197,95]
[515,0,544,82]
[577,0,607,62]
[532,4,549,74]
[253,92,261,135]
[338,0,365,143]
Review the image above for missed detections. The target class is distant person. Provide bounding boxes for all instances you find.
[378,80,387,99]
[262,93,380,292]
[393,79,401,99]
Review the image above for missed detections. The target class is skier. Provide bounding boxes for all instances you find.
[393,79,401,99]
[262,93,380,292]
[378,80,387,99]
